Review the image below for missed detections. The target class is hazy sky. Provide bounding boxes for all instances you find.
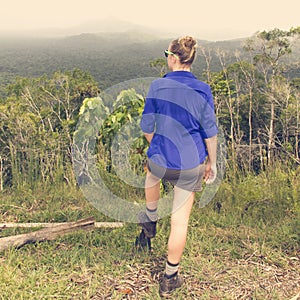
[1,0,299,40]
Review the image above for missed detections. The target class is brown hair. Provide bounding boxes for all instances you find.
[169,36,198,65]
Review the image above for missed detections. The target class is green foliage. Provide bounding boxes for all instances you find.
[0,166,299,298]
[245,27,300,77]
[149,58,167,77]
[208,165,300,252]
[77,96,109,139]
[0,69,99,189]
[209,71,234,97]
[0,27,299,192]
[97,88,147,174]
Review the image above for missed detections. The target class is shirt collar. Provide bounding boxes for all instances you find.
[163,71,196,79]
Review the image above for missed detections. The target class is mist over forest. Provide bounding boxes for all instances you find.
[0,22,299,95]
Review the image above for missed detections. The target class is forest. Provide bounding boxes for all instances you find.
[0,27,300,299]
[0,27,299,190]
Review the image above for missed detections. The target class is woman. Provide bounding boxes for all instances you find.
[139,36,218,297]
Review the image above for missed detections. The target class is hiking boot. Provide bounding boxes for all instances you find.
[138,211,157,238]
[134,229,151,252]
[159,273,183,298]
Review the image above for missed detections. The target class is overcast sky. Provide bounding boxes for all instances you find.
[1,0,299,40]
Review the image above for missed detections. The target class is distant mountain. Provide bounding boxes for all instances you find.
[63,30,162,46]
[0,17,176,40]
[0,25,298,96]
[66,18,176,38]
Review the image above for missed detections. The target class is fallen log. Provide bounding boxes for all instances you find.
[0,217,96,252]
[0,221,124,229]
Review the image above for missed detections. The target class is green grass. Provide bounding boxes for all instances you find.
[0,168,299,299]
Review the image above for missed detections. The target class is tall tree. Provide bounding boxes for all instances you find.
[0,69,99,189]
[244,27,300,165]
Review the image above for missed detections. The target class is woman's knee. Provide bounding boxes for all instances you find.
[145,171,160,188]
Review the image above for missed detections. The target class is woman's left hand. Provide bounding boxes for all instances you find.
[204,162,217,184]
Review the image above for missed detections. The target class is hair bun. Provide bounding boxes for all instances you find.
[170,35,198,65]
[179,36,197,50]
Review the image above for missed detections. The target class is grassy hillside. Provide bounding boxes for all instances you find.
[0,168,299,299]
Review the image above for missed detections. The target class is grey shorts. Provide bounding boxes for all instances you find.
[147,160,206,192]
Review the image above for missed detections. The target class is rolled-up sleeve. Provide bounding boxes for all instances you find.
[140,111,155,133]
[199,88,218,139]
[140,85,156,134]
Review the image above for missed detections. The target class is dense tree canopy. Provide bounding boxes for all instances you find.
[0,27,299,190]
[0,69,99,189]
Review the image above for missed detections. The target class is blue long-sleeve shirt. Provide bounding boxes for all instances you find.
[140,71,218,170]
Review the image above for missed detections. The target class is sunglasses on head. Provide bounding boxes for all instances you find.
[164,50,179,59]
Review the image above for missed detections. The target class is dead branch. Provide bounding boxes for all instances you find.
[0,221,124,229]
[0,217,97,251]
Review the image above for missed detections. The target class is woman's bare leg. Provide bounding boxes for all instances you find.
[145,170,160,210]
[167,187,195,264]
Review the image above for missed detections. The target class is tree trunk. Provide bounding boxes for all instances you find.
[248,90,253,171]
[0,155,3,191]
[296,92,299,160]
[268,100,275,166]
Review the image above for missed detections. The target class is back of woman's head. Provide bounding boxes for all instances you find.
[170,36,198,65]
